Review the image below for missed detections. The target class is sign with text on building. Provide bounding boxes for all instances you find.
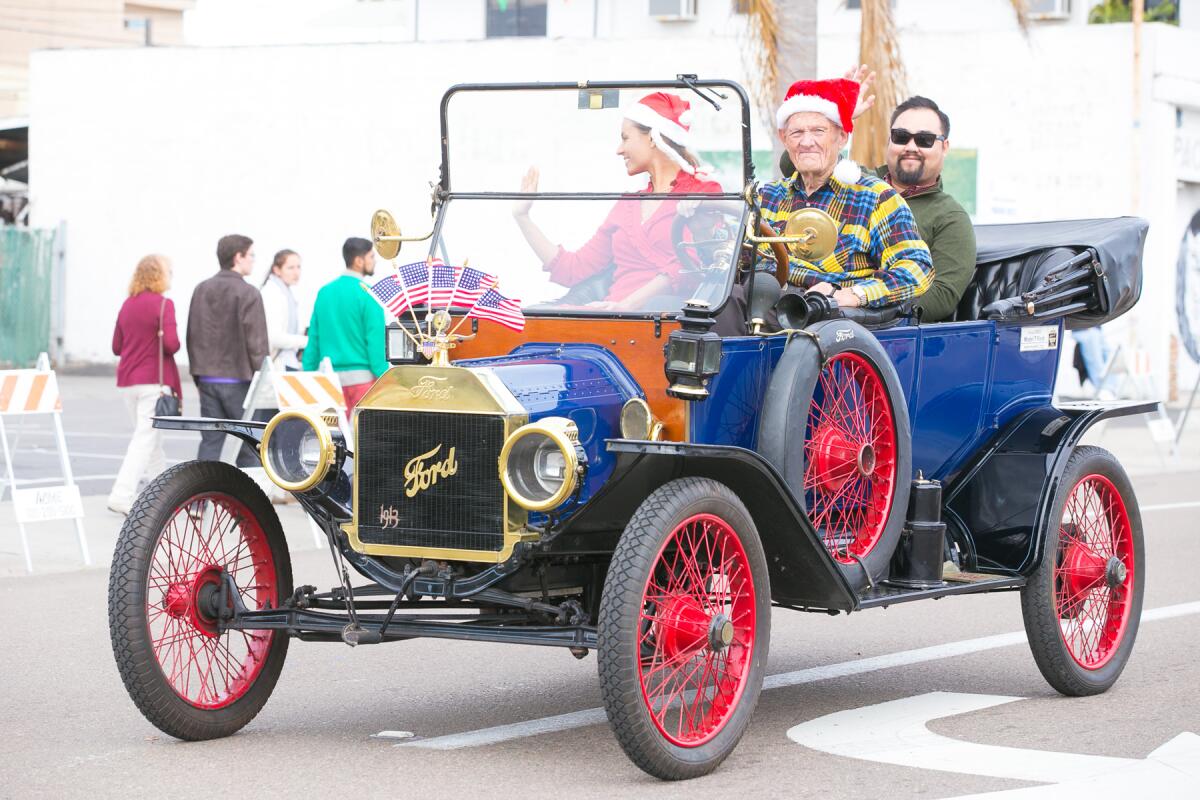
[1178,109,1200,184]
[13,484,83,523]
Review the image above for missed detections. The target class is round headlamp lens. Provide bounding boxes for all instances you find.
[507,432,564,504]
[264,414,329,488]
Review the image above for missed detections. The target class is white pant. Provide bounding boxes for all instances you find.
[107,384,167,509]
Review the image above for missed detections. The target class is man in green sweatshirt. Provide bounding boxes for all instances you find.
[303,237,389,411]
[879,96,976,322]
[779,94,976,322]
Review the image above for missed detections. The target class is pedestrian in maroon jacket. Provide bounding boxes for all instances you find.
[107,254,181,515]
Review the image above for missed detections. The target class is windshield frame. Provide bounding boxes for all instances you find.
[436,78,756,200]
[424,78,757,320]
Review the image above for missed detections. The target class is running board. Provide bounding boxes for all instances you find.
[856,572,1025,610]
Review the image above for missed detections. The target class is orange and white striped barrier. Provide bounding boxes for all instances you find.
[272,371,346,411]
[0,353,89,573]
[0,368,63,415]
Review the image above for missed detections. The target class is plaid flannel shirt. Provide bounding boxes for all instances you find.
[756,169,934,308]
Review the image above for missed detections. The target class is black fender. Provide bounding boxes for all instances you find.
[153,415,354,517]
[573,440,859,611]
[756,319,913,589]
[942,400,1158,575]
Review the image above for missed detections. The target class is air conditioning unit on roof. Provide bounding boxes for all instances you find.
[1027,0,1071,20]
[650,0,697,22]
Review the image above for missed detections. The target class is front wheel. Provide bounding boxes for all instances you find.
[598,478,770,780]
[1020,446,1144,695]
[108,461,293,740]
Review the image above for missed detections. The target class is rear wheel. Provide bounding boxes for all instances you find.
[1020,446,1143,695]
[804,351,900,568]
[108,461,292,739]
[598,478,770,780]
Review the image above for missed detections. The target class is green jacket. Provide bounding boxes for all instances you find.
[302,272,389,377]
[872,167,976,322]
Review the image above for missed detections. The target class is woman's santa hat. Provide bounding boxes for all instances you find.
[775,78,858,133]
[624,92,696,174]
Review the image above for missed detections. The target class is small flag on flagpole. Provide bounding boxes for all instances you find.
[396,260,431,307]
[447,266,496,310]
[469,286,525,331]
[428,260,459,307]
[365,274,412,320]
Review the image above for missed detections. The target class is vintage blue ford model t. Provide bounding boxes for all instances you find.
[108,78,1152,780]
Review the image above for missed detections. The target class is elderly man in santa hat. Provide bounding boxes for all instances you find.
[758,77,933,310]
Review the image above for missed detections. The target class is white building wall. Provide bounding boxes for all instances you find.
[27,36,758,365]
[28,0,1200,401]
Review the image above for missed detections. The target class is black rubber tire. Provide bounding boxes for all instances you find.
[757,319,912,590]
[1020,446,1144,696]
[598,477,771,780]
[108,461,293,740]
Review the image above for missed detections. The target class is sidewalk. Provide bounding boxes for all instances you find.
[1,411,1195,578]
[0,491,326,578]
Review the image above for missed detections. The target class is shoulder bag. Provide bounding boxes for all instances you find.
[155,296,181,417]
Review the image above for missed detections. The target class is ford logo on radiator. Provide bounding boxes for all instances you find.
[404,443,459,497]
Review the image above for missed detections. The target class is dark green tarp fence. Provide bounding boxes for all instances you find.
[0,227,55,368]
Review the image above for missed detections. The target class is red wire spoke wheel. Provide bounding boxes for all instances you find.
[803,352,898,563]
[638,513,756,747]
[1021,446,1144,696]
[1054,474,1136,670]
[109,462,292,740]
[147,493,279,708]
[599,478,770,780]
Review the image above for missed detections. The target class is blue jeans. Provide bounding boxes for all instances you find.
[1073,328,1117,392]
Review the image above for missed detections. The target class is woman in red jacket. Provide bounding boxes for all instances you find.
[107,254,181,515]
[512,92,722,310]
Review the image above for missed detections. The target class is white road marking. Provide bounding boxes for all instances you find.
[394,600,1200,751]
[1141,500,1200,512]
[786,692,1200,797]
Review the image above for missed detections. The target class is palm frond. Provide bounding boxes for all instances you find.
[740,0,781,134]
[850,0,907,167]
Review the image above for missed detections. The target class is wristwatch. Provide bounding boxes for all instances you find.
[850,285,868,307]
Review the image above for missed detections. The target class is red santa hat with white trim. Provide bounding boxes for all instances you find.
[775,78,858,134]
[623,92,696,174]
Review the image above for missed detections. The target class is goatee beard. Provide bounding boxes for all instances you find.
[895,160,925,186]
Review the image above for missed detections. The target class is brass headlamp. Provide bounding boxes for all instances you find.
[260,409,341,492]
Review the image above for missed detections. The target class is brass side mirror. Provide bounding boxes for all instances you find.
[371,209,434,260]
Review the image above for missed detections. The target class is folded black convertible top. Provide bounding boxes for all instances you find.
[973,217,1148,329]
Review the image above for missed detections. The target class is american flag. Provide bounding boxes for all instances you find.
[428,260,459,307]
[396,260,430,307]
[365,274,412,319]
[447,266,495,309]
[469,287,525,331]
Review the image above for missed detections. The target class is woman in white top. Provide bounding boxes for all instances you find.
[260,249,307,370]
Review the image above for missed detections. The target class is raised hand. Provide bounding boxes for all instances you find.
[512,166,539,217]
[843,64,877,121]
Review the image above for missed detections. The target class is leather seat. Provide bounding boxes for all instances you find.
[953,246,1080,322]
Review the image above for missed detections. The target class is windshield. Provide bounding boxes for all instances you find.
[432,197,746,313]
[414,82,752,316]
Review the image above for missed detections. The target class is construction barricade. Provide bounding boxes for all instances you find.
[0,353,89,572]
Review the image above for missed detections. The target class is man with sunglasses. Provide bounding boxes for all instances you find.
[882,96,976,322]
[780,94,975,322]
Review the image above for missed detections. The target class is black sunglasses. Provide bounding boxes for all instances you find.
[890,129,946,148]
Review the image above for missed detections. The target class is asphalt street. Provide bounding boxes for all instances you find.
[0,375,1197,798]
